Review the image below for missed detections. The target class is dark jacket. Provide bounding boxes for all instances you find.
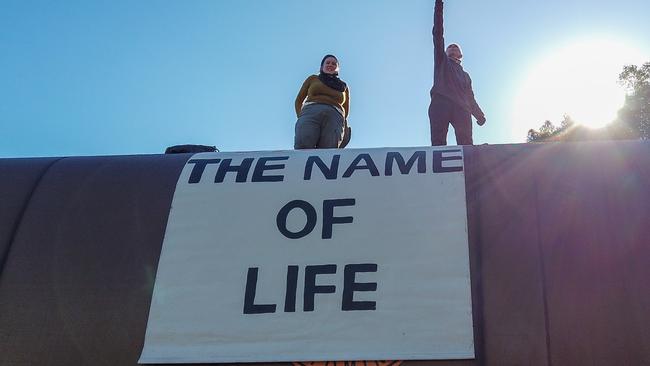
[431,0,485,121]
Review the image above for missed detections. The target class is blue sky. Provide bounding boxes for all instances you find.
[2,0,649,158]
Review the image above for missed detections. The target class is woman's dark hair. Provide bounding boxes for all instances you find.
[320,54,339,70]
[318,54,346,92]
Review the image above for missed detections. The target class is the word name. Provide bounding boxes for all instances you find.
[185,150,462,184]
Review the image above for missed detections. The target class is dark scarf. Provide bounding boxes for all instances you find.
[318,72,347,92]
[318,55,347,92]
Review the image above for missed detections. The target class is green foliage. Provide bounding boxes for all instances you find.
[527,62,649,142]
[617,62,650,140]
[527,116,575,142]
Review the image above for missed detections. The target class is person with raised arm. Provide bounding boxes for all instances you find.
[429,0,486,146]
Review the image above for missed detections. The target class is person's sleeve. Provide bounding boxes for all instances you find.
[468,79,485,121]
[295,76,312,117]
[433,0,446,63]
[343,86,350,120]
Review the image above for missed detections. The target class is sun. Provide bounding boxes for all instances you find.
[512,37,647,139]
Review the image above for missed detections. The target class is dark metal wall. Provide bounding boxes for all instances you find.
[464,141,650,366]
[0,158,61,273]
[1,142,649,366]
[0,154,189,366]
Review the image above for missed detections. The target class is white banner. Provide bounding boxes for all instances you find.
[139,147,474,364]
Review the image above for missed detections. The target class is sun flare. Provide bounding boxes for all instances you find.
[512,37,647,139]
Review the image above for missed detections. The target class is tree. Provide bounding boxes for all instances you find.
[527,114,636,143]
[527,115,575,142]
[617,62,650,140]
[527,62,649,143]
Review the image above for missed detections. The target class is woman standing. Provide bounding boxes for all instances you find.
[294,55,350,149]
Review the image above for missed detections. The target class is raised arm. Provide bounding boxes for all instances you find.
[433,0,446,62]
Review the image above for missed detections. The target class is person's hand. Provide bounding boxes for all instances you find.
[477,115,487,126]
[340,122,351,148]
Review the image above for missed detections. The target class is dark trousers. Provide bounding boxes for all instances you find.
[428,94,473,146]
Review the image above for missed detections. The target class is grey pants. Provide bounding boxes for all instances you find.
[294,103,345,149]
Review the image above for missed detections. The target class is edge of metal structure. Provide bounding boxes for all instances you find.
[0,141,649,365]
